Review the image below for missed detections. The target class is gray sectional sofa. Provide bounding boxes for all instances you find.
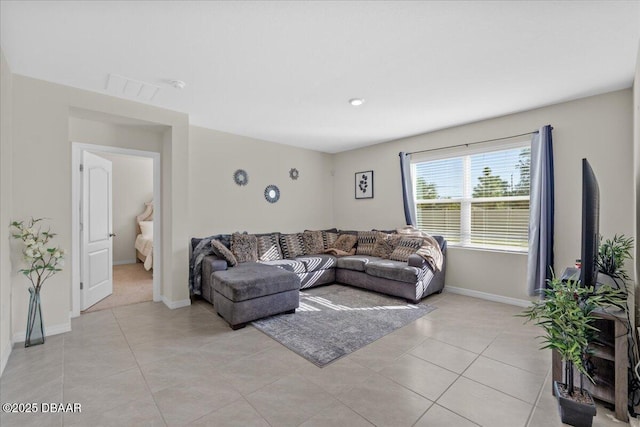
[191,231,447,326]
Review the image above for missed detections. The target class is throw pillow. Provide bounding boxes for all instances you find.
[356,231,377,256]
[256,233,283,261]
[389,237,423,262]
[280,233,305,259]
[371,232,402,259]
[211,239,238,267]
[303,230,324,255]
[329,233,358,253]
[322,231,339,250]
[231,232,258,263]
[139,221,153,239]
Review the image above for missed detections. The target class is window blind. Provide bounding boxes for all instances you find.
[413,144,531,251]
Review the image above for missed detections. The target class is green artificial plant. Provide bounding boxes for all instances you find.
[597,234,634,284]
[520,276,626,396]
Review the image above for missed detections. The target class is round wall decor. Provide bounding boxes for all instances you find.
[264,185,280,203]
[289,168,299,180]
[233,169,248,186]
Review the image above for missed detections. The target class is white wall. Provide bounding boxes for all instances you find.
[1,49,14,375]
[94,152,153,264]
[8,75,189,340]
[333,90,634,302]
[189,126,334,236]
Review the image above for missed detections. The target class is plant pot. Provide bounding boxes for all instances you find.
[554,381,596,427]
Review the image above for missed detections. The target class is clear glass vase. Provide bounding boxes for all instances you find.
[25,287,45,347]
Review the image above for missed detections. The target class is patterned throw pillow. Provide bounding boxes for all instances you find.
[389,237,423,262]
[256,233,283,261]
[371,232,402,259]
[356,231,377,256]
[322,231,339,250]
[303,231,324,255]
[211,239,238,267]
[231,233,258,263]
[329,234,358,252]
[280,233,305,259]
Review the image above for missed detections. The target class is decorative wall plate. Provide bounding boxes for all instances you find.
[289,168,299,180]
[233,169,248,186]
[264,185,280,203]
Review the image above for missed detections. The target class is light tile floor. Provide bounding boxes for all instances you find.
[0,289,632,427]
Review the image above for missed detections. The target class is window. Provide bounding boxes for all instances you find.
[412,142,531,251]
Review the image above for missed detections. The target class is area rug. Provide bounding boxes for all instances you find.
[252,285,436,367]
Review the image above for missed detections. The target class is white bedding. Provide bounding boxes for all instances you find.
[135,234,153,271]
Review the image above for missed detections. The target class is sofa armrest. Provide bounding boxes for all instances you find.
[203,255,228,273]
[408,254,428,269]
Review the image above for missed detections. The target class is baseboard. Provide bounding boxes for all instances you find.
[12,321,71,344]
[0,339,12,377]
[113,259,137,266]
[445,286,532,307]
[162,296,191,310]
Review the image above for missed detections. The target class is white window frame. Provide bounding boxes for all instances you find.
[411,139,531,253]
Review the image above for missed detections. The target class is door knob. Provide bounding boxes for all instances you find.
[109,233,116,237]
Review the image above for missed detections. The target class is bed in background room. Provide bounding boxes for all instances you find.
[135,201,154,270]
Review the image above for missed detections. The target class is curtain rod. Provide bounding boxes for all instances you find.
[406,128,550,156]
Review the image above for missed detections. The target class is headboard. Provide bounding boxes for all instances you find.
[136,201,153,235]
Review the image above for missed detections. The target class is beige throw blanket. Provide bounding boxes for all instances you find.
[396,226,444,272]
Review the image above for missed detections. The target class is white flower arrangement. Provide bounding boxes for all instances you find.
[11,218,64,292]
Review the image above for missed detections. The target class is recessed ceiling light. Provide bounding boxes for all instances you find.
[169,79,187,89]
[349,98,365,106]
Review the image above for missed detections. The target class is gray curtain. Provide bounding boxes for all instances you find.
[527,125,554,296]
[399,152,416,226]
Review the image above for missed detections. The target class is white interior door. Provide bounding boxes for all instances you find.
[81,151,113,310]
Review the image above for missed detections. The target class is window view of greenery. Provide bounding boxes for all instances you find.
[414,146,530,251]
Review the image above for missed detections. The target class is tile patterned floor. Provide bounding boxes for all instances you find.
[0,287,632,426]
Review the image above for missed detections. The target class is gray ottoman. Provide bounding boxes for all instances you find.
[211,262,300,329]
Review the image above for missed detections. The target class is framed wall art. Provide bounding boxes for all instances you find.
[355,170,374,199]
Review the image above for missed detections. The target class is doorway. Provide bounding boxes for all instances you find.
[71,143,161,318]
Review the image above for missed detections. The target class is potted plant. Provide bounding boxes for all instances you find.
[520,276,626,427]
[597,234,634,291]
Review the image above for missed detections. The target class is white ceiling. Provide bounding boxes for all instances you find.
[1,1,639,153]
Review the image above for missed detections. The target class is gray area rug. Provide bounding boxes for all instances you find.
[252,285,436,367]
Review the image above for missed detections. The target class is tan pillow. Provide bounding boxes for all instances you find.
[256,233,283,261]
[303,230,324,255]
[231,233,258,263]
[329,234,358,253]
[356,231,377,256]
[211,239,238,267]
[279,233,305,259]
[389,237,423,262]
[371,232,402,259]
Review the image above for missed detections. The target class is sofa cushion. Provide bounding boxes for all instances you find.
[211,239,238,267]
[231,233,259,263]
[365,260,421,284]
[256,233,283,261]
[261,259,306,274]
[371,232,402,259]
[356,231,377,256]
[336,255,382,272]
[295,254,337,272]
[302,230,325,255]
[389,237,422,262]
[280,233,305,259]
[212,262,299,302]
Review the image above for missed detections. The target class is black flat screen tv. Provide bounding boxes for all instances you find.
[580,158,600,287]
